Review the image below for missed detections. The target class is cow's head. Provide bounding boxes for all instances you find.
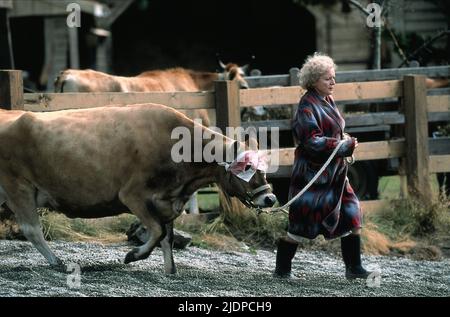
[218,139,276,208]
[219,61,250,89]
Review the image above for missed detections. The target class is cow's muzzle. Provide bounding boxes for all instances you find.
[244,184,276,208]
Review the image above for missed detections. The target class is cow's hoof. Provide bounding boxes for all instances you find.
[124,248,140,264]
[51,259,66,272]
[124,252,136,264]
[164,268,177,275]
[124,247,152,264]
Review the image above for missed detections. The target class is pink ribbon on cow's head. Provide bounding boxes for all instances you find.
[223,151,269,182]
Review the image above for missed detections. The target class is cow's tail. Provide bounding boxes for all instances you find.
[54,71,67,92]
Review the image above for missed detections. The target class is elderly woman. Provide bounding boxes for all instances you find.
[274,52,371,280]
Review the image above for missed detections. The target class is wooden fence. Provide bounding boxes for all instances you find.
[243,66,450,212]
[1,66,450,213]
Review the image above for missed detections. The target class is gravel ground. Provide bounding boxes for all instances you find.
[0,240,449,297]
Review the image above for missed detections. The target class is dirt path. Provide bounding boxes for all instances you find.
[0,240,448,297]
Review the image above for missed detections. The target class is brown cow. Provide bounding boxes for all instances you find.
[54,63,249,127]
[0,104,275,274]
[54,63,249,92]
[426,77,449,89]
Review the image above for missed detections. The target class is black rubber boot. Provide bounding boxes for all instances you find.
[341,234,372,280]
[273,238,298,278]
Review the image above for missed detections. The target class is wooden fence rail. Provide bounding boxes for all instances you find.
[24,91,215,112]
[270,141,450,173]
[245,65,450,87]
[239,80,403,107]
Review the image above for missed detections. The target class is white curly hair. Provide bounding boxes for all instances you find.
[298,52,337,90]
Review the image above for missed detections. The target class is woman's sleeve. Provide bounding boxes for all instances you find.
[293,105,355,158]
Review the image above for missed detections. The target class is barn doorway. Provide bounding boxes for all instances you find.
[112,0,316,75]
[9,17,44,90]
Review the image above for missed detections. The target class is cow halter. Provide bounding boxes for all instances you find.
[219,150,271,208]
[243,183,272,208]
[227,173,271,209]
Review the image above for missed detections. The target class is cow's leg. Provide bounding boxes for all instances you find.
[120,192,165,264]
[15,211,63,267]
[3,184,62,266]
[124,209,164,264]
[160,221,176,274]
[0,185,7,205]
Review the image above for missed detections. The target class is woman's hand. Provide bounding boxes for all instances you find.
[344,133,358,148]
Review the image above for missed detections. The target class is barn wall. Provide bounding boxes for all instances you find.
[307,2,372,71]
[307,0,448,70]
[392,0,448,38]
[8,0,67,17]
[0,0,12,9]
[389,0,449,67]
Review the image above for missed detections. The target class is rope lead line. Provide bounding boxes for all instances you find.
[257,140,347,215]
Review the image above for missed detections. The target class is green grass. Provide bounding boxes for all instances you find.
[378,176,401,199]
[378,175,440,200]
[196,193,220,211]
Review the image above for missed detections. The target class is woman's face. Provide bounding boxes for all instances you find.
[313,68,336,97]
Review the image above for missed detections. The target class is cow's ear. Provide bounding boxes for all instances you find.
[228,68,238,80]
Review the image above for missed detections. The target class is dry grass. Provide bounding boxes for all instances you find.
[360,222,442,260]
[361,222,391,255]
[206,191,287,248]
[218,190,249,219]
[363,196,450,260]
[191,233,246,251]
[368,198,450,238]
[39,210,136,243]
[174,191,287,251]
[0,204,138,243]
[201,191,450,260]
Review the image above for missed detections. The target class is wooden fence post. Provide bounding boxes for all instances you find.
[289,67,300,117]
[402,75,432,202]
[0,70,24,110]
[214,80,241,134]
